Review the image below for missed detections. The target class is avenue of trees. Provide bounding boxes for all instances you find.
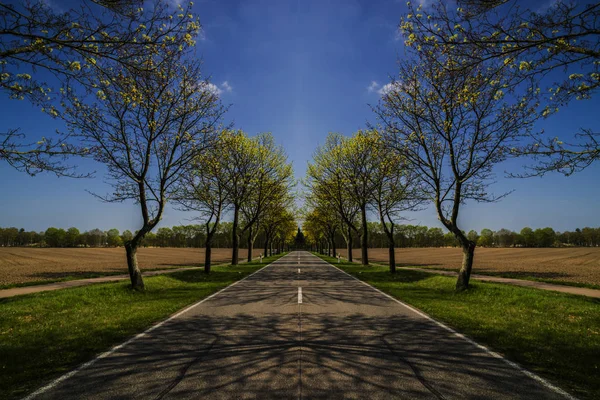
[0,0,296,289]
[304,0,599,291]
[2,0,598,292]
[304,130,423,273]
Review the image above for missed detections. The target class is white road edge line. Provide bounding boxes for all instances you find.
[298,287,302,304]
[22,253,292,400]
[317,253,578,400]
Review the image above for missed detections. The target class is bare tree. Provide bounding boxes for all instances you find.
[374,41,538,290]
[369,130,424,273]
[173,138,230,273]
[403,0,600,175]
[0,0,199,175]
[60,43,223,289]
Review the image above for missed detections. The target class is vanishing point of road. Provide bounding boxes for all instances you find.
[28,251,573,399]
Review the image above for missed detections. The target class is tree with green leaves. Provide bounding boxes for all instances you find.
[0,0,199,176]
[217,131,293,264]
[375,14,539,290]
[306,133,361,262]
[303,203,340,257]
[403,0,600,176]
[60,22,223,290]
[174,131,230,273]
[367,129,424,272]
[239,134,294,262]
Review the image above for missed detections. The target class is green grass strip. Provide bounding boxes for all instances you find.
[0,253,286,400]
[316,253,600,400]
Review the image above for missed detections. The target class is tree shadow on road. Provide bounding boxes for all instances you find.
[32,309,566,400]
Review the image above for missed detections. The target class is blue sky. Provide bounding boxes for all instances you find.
[1,0,599,233]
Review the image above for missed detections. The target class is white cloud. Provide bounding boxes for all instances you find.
[221,81,233,93]
[367,81,401,96]
[202,82,222,96]
[378,82,400,95]
[199,81,233,97]
[367,81,380,92]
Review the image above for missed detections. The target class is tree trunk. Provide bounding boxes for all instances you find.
[264,234,269,258]
[247,226,254,262]
[388,241,396,274]
[204,242,212,273]
[231,205,240,265]
[204,227,215,273]
[360,205,369,265]
[346,226,353,262]
[125,241,144,290]
[456,241,476,291]
[331,234,337,258]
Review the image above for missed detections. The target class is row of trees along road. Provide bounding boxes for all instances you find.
[0,1,297,289]
[304,0,599,291]
[304,130,423,273]
[173,130,296,273]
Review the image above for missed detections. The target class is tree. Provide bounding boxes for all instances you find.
[216,131,260,265]
[261,199,296,257]
[427,227,445,247]
[60,25,223,289]
[375,18,538,290]
[121,230,133,244]
[520,227,535,247]
[174,135,230,273]
[44,227,66,247]
[478,229,494,247]
[404,0,600,175]
[303,206,340,257]
[65,227,81,247]
[1,0,199,176]
[156,227,174,247]
[534,227,556,247]
[106,228,122,247]
[294,227,306,249]
[495,228,515,247]
[335,130,385,265]
[467,230,479,244]
[306,133,361,263]
[218,131,293,265]
[239,134,294,262]
[368,129,423,272]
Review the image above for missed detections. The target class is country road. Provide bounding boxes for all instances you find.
[29,251,572,399]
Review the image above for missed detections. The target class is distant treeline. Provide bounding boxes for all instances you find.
[0,222,269,249]
[336,223,600,249]
[3,223,599,249]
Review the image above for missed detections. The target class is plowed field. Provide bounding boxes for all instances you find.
[0,247,262,285]
[351,247,600,286]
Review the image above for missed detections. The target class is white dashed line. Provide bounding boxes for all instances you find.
[298,287,302,304]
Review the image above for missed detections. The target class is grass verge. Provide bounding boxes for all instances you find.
[0,266,198,290]
[0,253,286,400]
[316,253,600,400]
[412,265,600,290]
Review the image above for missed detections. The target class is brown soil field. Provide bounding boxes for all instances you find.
[351,247,600,286]
[0,247,262,286]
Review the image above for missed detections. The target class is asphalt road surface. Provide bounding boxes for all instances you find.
[30,251,572,400]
